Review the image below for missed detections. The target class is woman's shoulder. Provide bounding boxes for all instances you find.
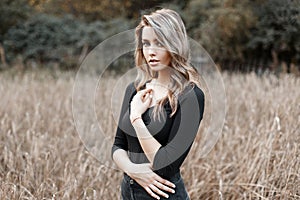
[192,83,205,99]
[126,81,135,90]
[179,82,204,101]
[126,81,136,95]
[125,81,138,92]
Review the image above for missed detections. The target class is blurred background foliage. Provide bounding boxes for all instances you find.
[0,0,299,73]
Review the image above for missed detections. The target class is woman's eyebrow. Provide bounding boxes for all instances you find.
[141,39,159,42]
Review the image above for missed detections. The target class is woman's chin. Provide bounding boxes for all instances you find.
[149,64,169,72]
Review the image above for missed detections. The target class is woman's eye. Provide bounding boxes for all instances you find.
[157,42,163,47]
[142,42,149,47]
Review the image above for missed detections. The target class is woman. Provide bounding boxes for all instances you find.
[112,8,205,200]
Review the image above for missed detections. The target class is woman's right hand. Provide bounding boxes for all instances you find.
[130,88,153,121]
[127,163,176,199]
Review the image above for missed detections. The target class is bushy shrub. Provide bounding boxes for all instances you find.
[247,0,300,71]
[3,14,106,69]
[0,0,32,40]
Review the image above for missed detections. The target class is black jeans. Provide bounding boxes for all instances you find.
[120,172,190,200]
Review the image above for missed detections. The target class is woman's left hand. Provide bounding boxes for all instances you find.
[130,88,153,120]
[127,163,176,199]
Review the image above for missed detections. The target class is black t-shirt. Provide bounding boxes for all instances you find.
[112,81,205,179]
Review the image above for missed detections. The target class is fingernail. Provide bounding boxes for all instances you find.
[165,194,169,198]
[172,190,175,193]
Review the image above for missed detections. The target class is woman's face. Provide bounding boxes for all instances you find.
[142,26,171,72]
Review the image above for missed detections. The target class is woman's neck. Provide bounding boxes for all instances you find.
[155,68,171,86]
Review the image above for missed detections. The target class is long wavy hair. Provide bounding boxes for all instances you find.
[134,8,201,121]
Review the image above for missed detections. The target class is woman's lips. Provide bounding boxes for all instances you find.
[149,59,160,66]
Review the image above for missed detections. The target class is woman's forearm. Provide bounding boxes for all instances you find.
[113,148,176,199]
[112,149,135,174]
[131,118,162,166]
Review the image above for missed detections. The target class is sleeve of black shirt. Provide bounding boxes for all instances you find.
[152,86,205,171]
[111,82,135,159]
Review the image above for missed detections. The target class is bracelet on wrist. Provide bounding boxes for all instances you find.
[131,116,141,124]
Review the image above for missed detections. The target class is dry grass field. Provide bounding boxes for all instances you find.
[0,69,299,199]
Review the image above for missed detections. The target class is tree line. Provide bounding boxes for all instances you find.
[0,0,299,73]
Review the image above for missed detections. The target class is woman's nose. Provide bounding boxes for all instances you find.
[148,46,157,56]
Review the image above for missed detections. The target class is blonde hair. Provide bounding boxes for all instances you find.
[134,8,201,120]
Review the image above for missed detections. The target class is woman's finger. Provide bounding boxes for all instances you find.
[156,176,176,189]
[144,186,161,200]
[142,92,149,102]
[144,93,152,105]
[141,88,153,96]
[149,184,169,199]
[153,180,175,194]
[136,89,151,101]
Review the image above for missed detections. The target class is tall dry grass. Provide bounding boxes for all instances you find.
[0,69,299,199]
